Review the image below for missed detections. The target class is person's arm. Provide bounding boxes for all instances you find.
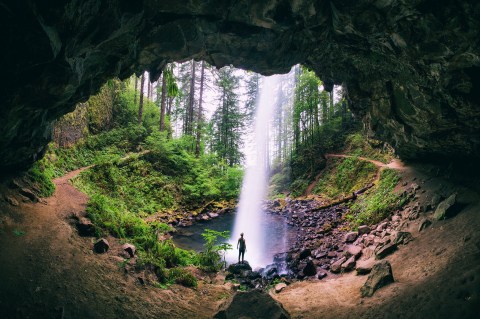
[237,239,239,249]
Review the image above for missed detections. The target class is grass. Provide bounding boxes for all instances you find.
[346,168,407,227]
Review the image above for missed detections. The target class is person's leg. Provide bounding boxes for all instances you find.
[238,250,241,263]
[241,250,245,263]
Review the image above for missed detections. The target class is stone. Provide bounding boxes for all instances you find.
[393,232,413,245]
[356,259,376,275]
[375,243,397,259]
[298,248,311,260]
[4,195,19,206]
[344,245,362,259]
[433,194,457,220]
[207,212,219,218]
[93,238,110,254]
[19,188,38,203]
[122,243,136,258]
[344,232,358,243]
[376,222,388,231]
[76,218,95,236]
[341,256,356,272]
[317,271,328,279]
[330,257,347,273]
[227,262,252,275]
[302,260,316,276]
[360,260,394,297]
[274,283,287,293]
[418,219,432,232]
[358,225,370,235]
[214,290,290,319]
[327,251,337,258]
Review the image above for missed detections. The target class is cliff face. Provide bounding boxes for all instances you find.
[1,0,479,171]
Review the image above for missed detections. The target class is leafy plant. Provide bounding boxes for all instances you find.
[198,229,232,272]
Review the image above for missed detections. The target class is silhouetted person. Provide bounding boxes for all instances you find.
[237,233,246,263]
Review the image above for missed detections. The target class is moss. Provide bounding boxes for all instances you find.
[25,160,56,197]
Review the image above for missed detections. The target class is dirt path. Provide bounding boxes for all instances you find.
[0,164,231,319]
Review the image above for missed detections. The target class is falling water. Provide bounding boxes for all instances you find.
[226,74,282,268]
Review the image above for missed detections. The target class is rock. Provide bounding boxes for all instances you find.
[214,290,290,319]
[344,232,358,243]
[298,248,311,260]
[344,245,362,259]
[93,238,110,253]
[274,283,287,293]
[4,195,19,206]
[330,257,347,273]
[433,193,457,220]
[362,246,376,260]
[317,271,328,279]
[122,243,136,258]
[227,262,252,275]
[327,251,337,258]
[19,188,38,203]
[302,260,316,276]
[375,242,397,259]
[207,212,219,218]
[360,260,394,297]
[356,259,376,275]
[393,232,413,245]
[418,219,432,232]
[376,222,388,231]
[341,256,356,272]
[358,225,370,235]
[76,217,95,236]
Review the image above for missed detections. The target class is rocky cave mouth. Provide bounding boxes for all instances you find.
[1,0,480,174]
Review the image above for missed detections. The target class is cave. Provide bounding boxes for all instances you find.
[1,0,479,173]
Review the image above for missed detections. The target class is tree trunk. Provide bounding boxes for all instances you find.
[159,72,167,131]
[146,72,151,101]
[195,61,205,157]
[186,59,196,135]
[138,72,145,125]
[134,76,138,105]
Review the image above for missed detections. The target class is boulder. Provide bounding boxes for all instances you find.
[122,243,136,258]
[228,262,252,275]
[94,238,110,253]
[356,259,376,275]
[433,193,457,220]
[344,245,362,259]
[393,232,413,245]
[317,271,328,279]
[375,242,397,260]
[274,283,287,293]
[214,291,290,319]
[341,256,356,272]
[358,225,370,235]
[207,212,219,218]
[330,257,347,273]
[302,260,316,276]
[418,219,432,232]
[360,260,394,297]
[76,217,95,236]
[19,188,38,203]
[344,232,358,243]
[4,195,19,206]
[298,248,311,260]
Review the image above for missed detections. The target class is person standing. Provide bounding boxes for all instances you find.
[237,233,246,263]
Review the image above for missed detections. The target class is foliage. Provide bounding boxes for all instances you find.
[25,160,56,197]
[312,157,377,200]
[344,133,394,164]
[198,229,232,272]
[347,169,406,227]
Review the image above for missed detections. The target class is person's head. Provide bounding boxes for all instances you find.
[240,233,244,237]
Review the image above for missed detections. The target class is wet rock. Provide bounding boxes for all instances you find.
[344,232,358,243]
[433,193,457,220]
[94,238,109,253]
[360,260,394,297]
[375,242,397,259]
[298,248,311,260]
[358,225,370,235]
[344,245,362,259]
[418,219,432,232]
[274,283,287,293]
[214,290,290,319]
[302,260,316,276]
[122,243,136,258]
[356,259,376,275]
[330,257,347,273]
[341,256,356,272]
[228,262,252,274]
[207,212,219,218]
[76,217,95,236]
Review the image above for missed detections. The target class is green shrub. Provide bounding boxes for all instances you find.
[25,161,56,197]
[168,267,197,287]
[198,229,232,272]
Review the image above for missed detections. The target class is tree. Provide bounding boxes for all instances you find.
[195,61,206,157]
[138,72,145,125]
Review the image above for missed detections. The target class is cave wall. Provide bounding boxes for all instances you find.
[0,0,479,172]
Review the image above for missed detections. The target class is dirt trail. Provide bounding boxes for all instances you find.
[0,165,231,319]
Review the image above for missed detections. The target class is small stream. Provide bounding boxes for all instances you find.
[172,211,299,268]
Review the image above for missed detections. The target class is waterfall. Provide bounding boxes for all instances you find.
[226,74,282,268]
